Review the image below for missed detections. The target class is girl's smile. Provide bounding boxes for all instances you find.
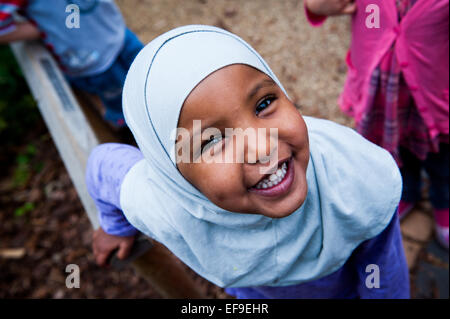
[176,64,310,218]
[248,156,295,197]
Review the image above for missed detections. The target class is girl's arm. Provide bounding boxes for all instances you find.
[0,1,41,44]
[304,0,357,26]
[352,211,410,299]
[0,21,41,44]
[86,143,144,265]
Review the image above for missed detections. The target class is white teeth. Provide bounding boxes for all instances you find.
[254,161,289,189]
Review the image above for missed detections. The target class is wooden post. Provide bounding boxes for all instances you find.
[10,41,206,299]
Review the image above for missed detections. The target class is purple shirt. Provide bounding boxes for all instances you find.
[86,143,410,298]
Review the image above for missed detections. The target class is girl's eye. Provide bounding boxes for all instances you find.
[256,95,276,115]
[201,135,223,153]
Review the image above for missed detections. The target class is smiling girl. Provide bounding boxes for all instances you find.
[86,25,409,298]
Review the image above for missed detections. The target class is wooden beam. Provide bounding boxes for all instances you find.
[10,41,100,228]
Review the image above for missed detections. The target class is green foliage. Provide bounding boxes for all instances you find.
[0,46,39,145]
[12,142,37,187]
[14,201,35,217]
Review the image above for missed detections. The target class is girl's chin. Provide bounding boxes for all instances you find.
[256,161,308,218]
[259,193,307,218]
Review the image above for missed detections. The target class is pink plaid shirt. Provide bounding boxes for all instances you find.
[305,0,449,164]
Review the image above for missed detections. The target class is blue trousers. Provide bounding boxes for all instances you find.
[400,143,449,209]
[68,28,144,127]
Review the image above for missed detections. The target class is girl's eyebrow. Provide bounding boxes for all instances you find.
[247,78,276,101]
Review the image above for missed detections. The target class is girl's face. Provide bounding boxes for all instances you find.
[177,64,309,218]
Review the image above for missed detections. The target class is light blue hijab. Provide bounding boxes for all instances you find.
[120,25,402,288]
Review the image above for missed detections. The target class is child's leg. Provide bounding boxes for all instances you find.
[117,28,144,70]
[69,61,127,128]
[423,143,449,249]
[75,29,143,129]
[94,63,127,128]
[423,143,449,210]
[398,146,423,217]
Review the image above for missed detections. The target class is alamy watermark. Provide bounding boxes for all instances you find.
[171,121,280,175]
[65,4,80,29]
[365,264,380,289]
[365,4,380,29]
[65,264,80,288]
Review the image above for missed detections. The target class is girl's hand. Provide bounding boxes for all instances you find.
[92,227,135,267]
[0,22,41,44]
[305,0,357,16]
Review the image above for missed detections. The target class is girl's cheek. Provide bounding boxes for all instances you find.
[199,163,243,200]
[275,103,308,146]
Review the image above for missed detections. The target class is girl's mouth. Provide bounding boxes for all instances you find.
[248,156,295,198]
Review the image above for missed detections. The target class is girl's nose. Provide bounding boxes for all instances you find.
[244,128,279,173]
